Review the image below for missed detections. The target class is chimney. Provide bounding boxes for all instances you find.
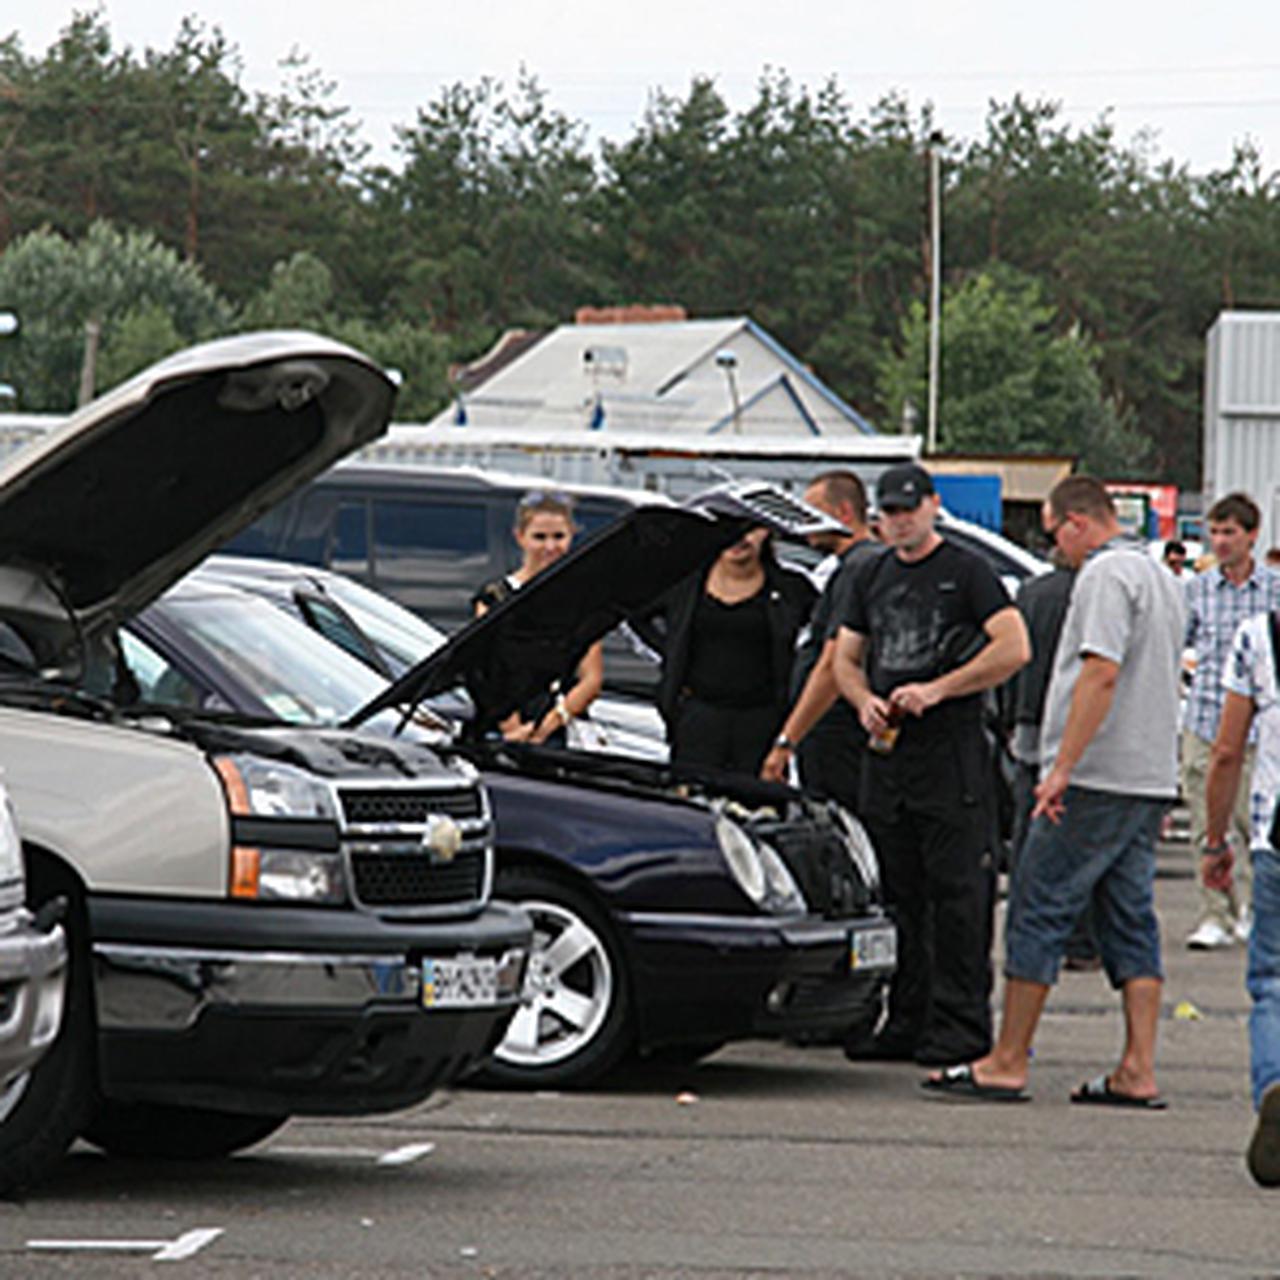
[575,304,688,325]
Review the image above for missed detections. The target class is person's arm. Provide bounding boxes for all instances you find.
[834,625,893,736]
[1031,653,1119,822]
[760,637,841,781]
[1203,690,1255,889]
[888,606,1031,718]
[529,641,604,744]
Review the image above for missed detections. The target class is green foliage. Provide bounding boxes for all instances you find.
[5,12,1280,488]
[96,302,184,390]
[877,268,1152,476]
[0,221,229,408]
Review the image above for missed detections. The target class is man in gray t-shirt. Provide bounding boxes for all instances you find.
[925,477,1184,1107]
[1039,536,1184,798]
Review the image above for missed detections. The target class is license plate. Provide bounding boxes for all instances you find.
[422,956,498,1008]
[850,925,896,972]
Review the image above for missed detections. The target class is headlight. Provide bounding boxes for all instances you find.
[213,755,346,905]
[831,804,881,891]
[716,816,806,914]
[0,789,22,891]
[756,840,806,914]
[213,754,337,820]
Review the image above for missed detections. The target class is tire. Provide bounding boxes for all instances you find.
[83,1103,286,1159]
[477,867,632,1088]
[0,858,95,1199]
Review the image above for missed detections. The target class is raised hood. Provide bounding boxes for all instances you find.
[0,332,395,665]
[349,481,842,729]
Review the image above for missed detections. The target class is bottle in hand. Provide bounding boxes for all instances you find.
[868,701,904,755]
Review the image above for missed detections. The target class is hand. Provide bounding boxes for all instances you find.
[500,714,536,743]
[1032,766,1070,824]
[859,695,893,736]
[1200,843,1235,892]
[889,682,942,718]
[760,746,790,783]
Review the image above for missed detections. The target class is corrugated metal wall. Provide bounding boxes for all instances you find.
[1204,313,1280,550]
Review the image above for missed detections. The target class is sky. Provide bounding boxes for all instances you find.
[8,1,1280,174]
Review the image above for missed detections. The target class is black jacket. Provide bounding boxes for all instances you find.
[632,557,816,730]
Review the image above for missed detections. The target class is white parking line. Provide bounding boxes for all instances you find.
[268,1141,437,1166]
[154,1229,225,1261]
[27,1227,223,1262]
[376,1142,436,1166]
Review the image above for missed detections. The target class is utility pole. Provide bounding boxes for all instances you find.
[926,142,942,455]
[78,318,100,407]
[0,311,18,406]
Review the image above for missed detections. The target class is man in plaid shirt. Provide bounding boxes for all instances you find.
[1183,493,1280,949]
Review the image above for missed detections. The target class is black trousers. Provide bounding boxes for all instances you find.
[797,724,864,813]
[859,718,996,1060]
[671,697,779,775]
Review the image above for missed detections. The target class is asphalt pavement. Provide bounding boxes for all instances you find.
[1,833,1275,1278]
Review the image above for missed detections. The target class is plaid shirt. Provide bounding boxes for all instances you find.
[1183,561,1280,742]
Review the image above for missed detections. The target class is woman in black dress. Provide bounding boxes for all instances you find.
[471,490,603,744]
[637,527,815,773]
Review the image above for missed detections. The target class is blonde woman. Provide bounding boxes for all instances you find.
[471,490,604,745]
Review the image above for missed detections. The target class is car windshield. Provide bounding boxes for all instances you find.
[167,593,386,725]
[320,576,446,675]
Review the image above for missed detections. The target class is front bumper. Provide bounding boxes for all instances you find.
[0,910,67,1086]
[89,895,531,1115]
[622,909,895,1048]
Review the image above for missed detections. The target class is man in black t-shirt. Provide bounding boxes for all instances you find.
[834,463,1029,1066]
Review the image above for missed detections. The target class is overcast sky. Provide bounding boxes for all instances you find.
[10,2,1280,174]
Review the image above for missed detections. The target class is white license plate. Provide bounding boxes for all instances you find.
[422,956,498,1008]
[850,925,896,972]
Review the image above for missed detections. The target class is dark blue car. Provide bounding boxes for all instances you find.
[119,500,895,1087]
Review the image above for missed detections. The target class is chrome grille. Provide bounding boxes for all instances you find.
[337,784,490,913]
[340,788,482,825]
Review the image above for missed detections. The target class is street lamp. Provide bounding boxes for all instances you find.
[926,140,942,455]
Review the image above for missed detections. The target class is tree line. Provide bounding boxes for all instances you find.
[3,12,1280,485]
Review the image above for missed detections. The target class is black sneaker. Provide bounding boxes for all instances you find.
[1247,1083,1280,1188]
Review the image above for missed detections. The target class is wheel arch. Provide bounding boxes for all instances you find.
[23,841,90,910]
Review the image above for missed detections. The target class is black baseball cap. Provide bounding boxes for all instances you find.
[876,463,935,511]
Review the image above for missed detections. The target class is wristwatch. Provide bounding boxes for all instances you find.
[774,735,797,752]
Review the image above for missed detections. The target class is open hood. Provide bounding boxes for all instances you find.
[348,481,841,729]
[0,332,395,667]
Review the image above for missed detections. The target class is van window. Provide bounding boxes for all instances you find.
[373,500,488,561]
[370,499,490,630]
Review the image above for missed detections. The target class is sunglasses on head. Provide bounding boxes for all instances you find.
[519,489,572,508]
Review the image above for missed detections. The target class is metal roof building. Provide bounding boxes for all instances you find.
[431,316,877,437]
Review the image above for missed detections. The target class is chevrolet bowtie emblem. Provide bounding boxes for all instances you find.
[421,814,463,861]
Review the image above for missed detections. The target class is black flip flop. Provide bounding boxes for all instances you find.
[920,1063,1030,1103]
[1070,1073,1167,1110]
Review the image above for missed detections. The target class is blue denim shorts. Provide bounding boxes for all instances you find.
[1006,786,1167,989]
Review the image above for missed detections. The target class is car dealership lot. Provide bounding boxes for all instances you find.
[0,839,1275,1278]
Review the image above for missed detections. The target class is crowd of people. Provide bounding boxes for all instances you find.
[477,466,1280,1188]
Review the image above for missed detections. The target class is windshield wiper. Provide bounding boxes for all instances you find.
[0,673,118,720]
